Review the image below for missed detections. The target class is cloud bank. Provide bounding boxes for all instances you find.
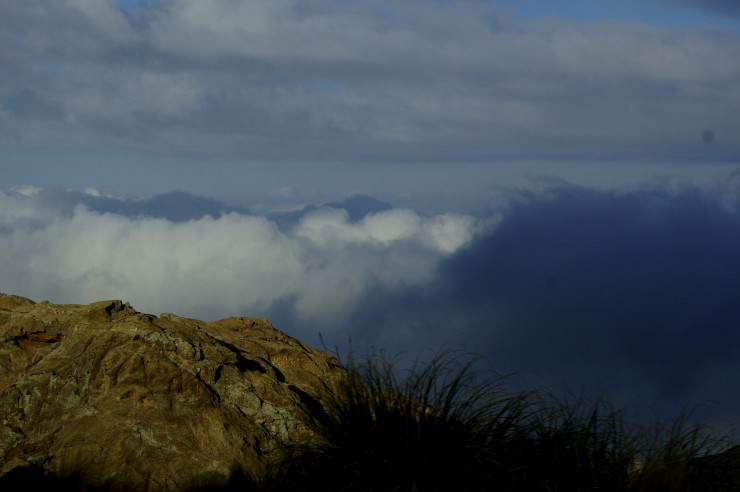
[3,182,740,428]
[0,187,479,331]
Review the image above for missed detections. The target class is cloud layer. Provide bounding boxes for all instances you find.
[0,187,479,330]
[1,0,739,162]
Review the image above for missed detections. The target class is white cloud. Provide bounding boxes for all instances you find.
[284,206,480,324]
[10,185,42,197]
[293,207,477,251]
[0,192,481,334]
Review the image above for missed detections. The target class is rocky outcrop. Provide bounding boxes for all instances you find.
[0,294,345,490]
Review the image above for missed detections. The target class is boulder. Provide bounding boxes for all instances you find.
[0,293,345,490]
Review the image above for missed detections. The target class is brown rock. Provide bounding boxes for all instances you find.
[0,294,345,491]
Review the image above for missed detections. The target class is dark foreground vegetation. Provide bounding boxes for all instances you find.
[2,350,738,491]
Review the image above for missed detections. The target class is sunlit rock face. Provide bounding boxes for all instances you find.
[0,294,344,490]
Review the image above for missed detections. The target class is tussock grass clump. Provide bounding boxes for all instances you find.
[510,396,640,491]
[271,349,533,491]
[267,349,734,492]
[631,409,733,491]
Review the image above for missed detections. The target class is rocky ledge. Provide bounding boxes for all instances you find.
[0,294,345,490]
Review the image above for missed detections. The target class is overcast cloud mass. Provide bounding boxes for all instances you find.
[2,0,740,430]
[2,0,740,166]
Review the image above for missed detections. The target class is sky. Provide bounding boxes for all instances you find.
[2,0,740,430]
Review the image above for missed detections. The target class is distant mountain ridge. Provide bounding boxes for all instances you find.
[3,187,395,225]
[267,193,394,226]
[67,189,251,222]
[0,293,344,490]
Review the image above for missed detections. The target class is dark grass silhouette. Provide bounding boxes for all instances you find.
[267,349,534,491]
[264,349,735,492]
[1,349,735,491]
[632,409,736,491]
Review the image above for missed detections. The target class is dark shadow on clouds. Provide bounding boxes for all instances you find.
[323,184,740,424]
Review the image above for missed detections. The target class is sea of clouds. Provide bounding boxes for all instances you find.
[3,181,740,429]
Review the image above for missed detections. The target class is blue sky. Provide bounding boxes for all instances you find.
[2,0,740,430]
[498,0,740,29]
[120,0,740,28]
